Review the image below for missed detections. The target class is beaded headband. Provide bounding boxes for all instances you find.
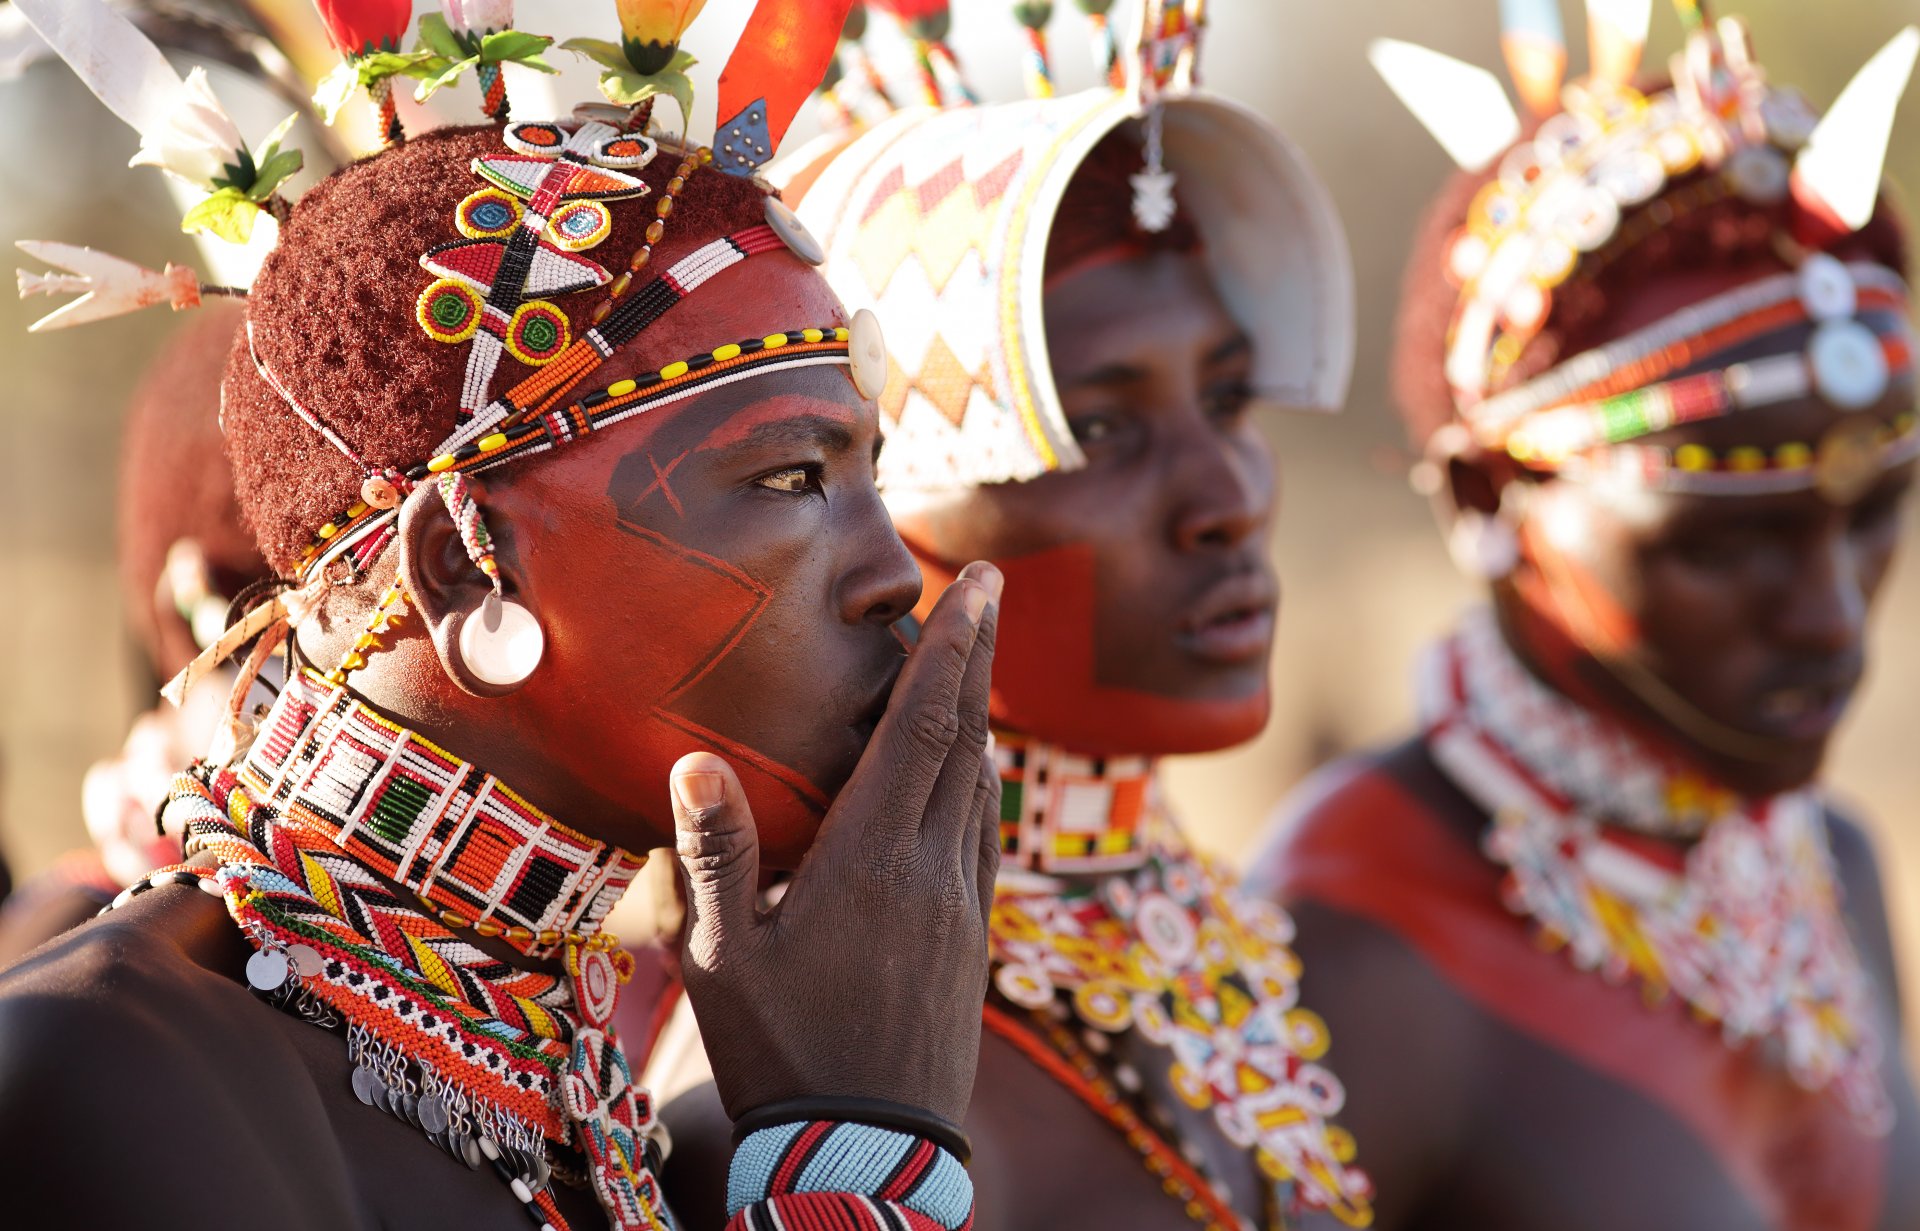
[784,0,1354,495]
[1376,2,1919,499]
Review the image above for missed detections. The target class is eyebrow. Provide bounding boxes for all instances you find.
[723,413,857,456]
[1058,329,1254,392]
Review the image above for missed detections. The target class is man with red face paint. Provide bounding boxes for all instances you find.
[1251,9,1920,1230]
[0,3,1000,1229]
[653,6,1374,1229]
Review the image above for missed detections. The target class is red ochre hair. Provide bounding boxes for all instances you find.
[1390,103,1911,452]
[121,300,271,679]
[224,124,772,576]
[1043,127,1201,285]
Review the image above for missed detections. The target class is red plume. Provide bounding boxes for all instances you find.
[714,0,858,177]
[311,0,413,55]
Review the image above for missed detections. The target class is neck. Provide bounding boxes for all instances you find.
[235,667,647,960]
[991,729,1158,880]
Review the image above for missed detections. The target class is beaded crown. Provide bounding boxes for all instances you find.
[1376,0,1919,500]
[780,0,1355,495]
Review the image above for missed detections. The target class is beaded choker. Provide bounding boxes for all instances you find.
[993,733,1154,877]
[239,667,645,961]
[1420,611,1893,1135]
[989,764,1375,1228]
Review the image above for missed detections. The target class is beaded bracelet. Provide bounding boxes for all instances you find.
[728,1120,975,1231]
[731,1095,972,1164]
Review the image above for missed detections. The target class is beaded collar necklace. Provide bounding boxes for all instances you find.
[988,739,1376,1228]
[1420,610,1893,1135]
[239,668,645,961]
[158,764,671,1231]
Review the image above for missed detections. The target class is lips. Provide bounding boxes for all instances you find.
[1176,570,1279,665]
[1748,677,1859,743]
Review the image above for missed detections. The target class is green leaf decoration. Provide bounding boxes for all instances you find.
[416,12,469,61]
[181,187,262,245]
[414,54,479,102]
[253,112,300,167]
[560,37,630,73]
[480,30,552,64]
[313,61,359,125]
[248,148,305,201]
[596,67,694,118]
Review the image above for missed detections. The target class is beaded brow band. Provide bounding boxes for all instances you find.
[292,327,853,580]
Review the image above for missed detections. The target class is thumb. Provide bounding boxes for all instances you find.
[669,751,762,958]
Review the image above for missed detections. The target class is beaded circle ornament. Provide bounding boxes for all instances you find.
[989,751,1375,1228]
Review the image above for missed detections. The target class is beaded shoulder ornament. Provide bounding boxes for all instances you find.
[987,737,1375,1229]
[1420,610,1893,1136]
[1374,1,1920,504]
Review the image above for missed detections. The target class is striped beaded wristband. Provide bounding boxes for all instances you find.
[728,1120,974,1230]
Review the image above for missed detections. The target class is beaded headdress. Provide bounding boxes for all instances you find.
[1377,0,1919,503]
[781,0,1355,495]
[14,0,871,704]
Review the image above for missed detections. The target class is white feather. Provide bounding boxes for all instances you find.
[1369,39,1522,173]
[1797,26,1920,232]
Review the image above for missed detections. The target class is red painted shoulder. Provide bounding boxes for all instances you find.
[1255,740,1886,1231]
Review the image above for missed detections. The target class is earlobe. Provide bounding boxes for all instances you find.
[398,479,544,697]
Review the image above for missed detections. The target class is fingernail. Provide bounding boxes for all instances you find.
[984,731,997,763]
[964,581,989,622]
[979,563,1004,603]
[673,771,725,813]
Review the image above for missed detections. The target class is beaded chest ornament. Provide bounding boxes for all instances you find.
[1421,610,1893,1135]
[989,742,1375,1229]
[1374,2,1920,503]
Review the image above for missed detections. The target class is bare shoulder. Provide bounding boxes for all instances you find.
[1247,746,1401,885]
[0,886,338,1226]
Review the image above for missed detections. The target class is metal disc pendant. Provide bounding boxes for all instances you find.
[461,1135,485,1170]
[286,944,324,978]
[419,1094,450,1136]
[245,949,289,991]
[350,1065,386,1107]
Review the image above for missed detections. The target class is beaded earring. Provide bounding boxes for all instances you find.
[436,471,545,689]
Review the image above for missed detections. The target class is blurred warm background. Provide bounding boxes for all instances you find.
[2,1,1917,1055]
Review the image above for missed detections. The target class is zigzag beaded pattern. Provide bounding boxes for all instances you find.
[240,669,645,960]
[167,771,575,1137]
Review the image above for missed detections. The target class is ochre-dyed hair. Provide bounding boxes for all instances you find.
[1044,127,1201,284]
[119,299,270,681]
[1391,103,1911,451]
[224,125,772,575]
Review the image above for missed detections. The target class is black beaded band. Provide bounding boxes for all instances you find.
[730,1096,973,1165]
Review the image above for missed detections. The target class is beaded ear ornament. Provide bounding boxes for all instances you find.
[1376,1,1920,501]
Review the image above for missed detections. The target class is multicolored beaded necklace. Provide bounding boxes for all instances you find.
[1421,609,1893,1135]
[986,734,1375,1229]
[154,671,677,1230]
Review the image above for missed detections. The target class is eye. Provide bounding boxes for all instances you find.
[1070,413,1119,445]
[754,465,822,495]
[1204,380,1257,424]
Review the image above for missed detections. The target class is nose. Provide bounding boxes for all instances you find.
[839,497,924,625]
[1773,533,1868,659]
[1168,419,1274,553]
